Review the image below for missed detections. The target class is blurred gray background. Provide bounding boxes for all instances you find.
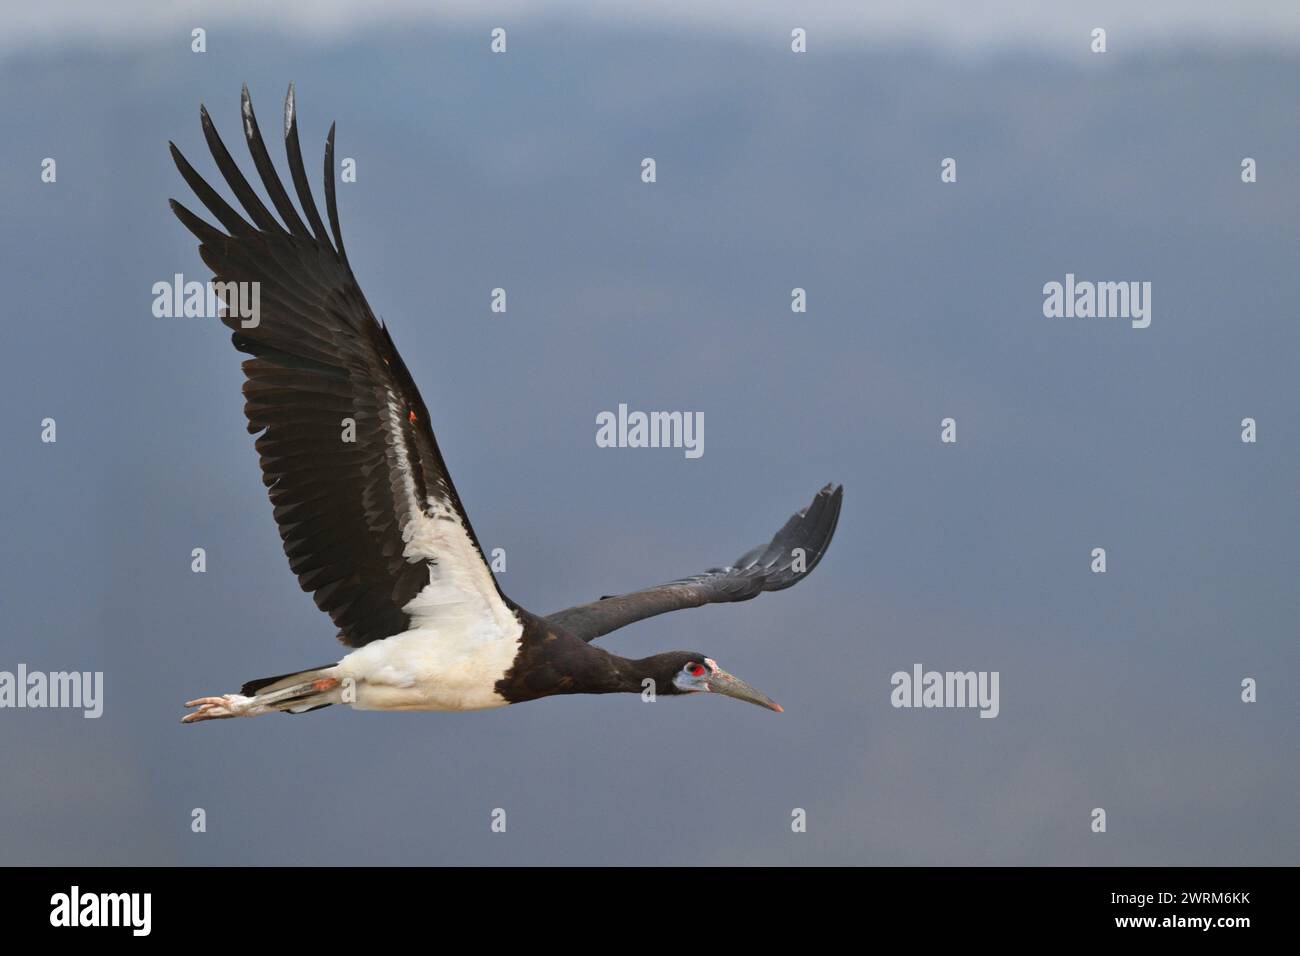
[0,1,1295,865]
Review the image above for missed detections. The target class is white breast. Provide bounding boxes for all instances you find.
[336,615,523,712]
[335,474,526,712]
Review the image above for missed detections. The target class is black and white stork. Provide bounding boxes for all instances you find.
[173,86,842,723]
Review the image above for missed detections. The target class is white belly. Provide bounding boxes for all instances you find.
[335,623,522,713]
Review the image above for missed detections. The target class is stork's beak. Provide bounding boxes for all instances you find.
[705,667,783,713]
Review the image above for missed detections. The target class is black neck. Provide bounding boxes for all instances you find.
[591,650,666,695]
[495,614,679,703]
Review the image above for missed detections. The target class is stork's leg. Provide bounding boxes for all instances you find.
[182,677,342,723]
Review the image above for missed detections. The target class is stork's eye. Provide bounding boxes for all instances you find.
[686,662,706,677]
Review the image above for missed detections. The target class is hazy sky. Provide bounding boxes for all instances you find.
[0,8,1295,865]
[7,0,1300,56]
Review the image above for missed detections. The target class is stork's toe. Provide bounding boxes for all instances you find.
[181,694,246,723]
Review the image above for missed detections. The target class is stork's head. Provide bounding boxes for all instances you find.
[654,652,782,712]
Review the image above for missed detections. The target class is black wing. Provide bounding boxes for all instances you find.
[546,484,842,643]
[170,85,517,648]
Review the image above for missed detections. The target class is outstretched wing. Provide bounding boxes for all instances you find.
[170,85,517,648]
[546,484,842,643]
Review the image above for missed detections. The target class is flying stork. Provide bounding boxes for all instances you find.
[172,86,842,723]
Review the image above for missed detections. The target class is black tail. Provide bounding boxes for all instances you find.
[241,664,336,697]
